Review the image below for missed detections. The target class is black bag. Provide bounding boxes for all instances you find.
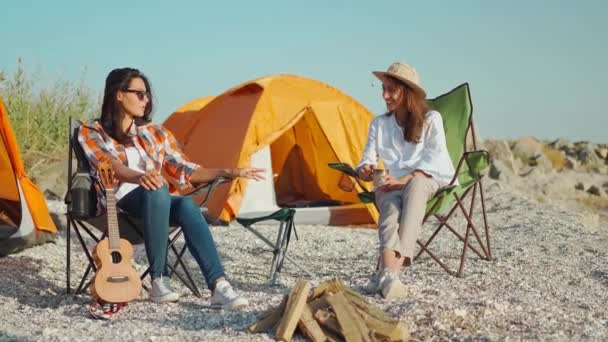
[68,172,98,219]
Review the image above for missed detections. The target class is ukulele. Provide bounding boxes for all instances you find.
[91,160,142,303]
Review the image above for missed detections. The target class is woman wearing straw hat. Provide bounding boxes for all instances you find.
[356,62,456,299]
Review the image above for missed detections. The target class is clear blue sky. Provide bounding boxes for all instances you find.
[1,0,606,142]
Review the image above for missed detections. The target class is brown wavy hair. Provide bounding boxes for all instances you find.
[386,75,429,144]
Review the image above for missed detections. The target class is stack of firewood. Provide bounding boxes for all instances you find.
[248,278,409,342]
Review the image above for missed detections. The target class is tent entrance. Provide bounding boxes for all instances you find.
[236,110,373,226]
[270,109,344,208]
[0,200,20,239]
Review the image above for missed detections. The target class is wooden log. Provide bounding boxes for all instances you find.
[344,289,398,324]
[308,295,331,314]
[314,309,343,337]
[355,308,409,342]
[298,305,327,342]
[327,292,371,342]
[248,295,288,333]
[310,278,346,299]
[276,279,312,342]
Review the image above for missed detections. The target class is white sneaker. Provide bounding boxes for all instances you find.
[379,270,408,300]
[210,280,249,310]
[150,276,180,303]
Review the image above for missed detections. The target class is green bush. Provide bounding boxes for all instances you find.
[0,59,98,179]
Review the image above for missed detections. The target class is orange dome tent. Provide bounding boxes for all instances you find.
[0,95,57,255]
[164,74,378,226]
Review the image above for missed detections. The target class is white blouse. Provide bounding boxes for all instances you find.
[114,147,146,201]
[356,111,457,187]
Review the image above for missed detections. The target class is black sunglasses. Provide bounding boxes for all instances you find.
[122,89,150,101]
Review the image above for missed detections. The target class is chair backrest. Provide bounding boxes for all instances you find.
[66,118,98,220]
[425,83,488,215]
[428,83,480,187]
[428,83,473,169]
[69,118,91,174]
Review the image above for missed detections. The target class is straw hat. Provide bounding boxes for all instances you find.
[372,62,426,97]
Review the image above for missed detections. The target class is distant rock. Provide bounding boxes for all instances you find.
[512,137,543,161]
[587,185,601,196]
[479,137,608,220]
[489,159,517,182]
[483,139,516,173]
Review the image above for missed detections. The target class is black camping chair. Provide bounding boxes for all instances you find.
[65,118,228,296]
[236,208,313,286]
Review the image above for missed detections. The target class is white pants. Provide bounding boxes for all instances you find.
[375,176,440,262]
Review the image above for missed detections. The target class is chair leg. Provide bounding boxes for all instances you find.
[77,265,94,294]
[269,220,287,286]
[241,222,314,283]
[66,215,72,294]
[166,229,201,297]
[414,188,467,261]
[276,223,291,273]
[457,221,473,277]
[454,192,490,260]
[413,184,492,277]
[478,181,492,260]
[137,228,202,297]
[168,243,201,297]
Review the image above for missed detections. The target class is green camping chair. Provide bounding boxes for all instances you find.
[329,83,491,277]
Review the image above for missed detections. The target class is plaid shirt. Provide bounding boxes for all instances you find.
[78,119,199,215]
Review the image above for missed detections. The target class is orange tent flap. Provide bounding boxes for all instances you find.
[20,178,57,233]
[0,95,57,233]
[0,135,20,201]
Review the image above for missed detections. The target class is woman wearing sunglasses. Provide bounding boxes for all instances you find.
[78,67,265,310]
[356,62,456,299]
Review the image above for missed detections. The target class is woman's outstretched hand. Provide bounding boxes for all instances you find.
[232,167,267,181]
[138,171,165,190]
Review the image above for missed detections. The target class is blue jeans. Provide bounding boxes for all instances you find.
[117,185,225,289]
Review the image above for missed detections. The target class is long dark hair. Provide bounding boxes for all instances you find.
[100,67,153,144]
[385,75,429,144]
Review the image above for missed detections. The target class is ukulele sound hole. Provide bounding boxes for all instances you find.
[111,251,123,264]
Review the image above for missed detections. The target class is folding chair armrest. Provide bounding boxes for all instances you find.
[328,162,359,178]
[463,150,490,176]
[328,162,373,193]
[445,149,490,186]
[184,177,232,207]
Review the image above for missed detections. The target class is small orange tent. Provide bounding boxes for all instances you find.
[0,95,56,256]
[164,74,378,225]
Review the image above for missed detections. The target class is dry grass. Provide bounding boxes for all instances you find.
[0,59,98,181]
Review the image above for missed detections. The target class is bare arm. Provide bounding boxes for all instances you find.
[189,166,266,184]
[110,159,164,190]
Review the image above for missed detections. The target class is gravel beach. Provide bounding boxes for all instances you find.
[1,180,607,341]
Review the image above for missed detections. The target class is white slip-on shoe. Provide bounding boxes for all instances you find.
[210,280,249,310]
[150,276,180,303]
[380,270,408,300]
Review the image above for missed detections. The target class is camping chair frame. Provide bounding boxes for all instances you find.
[329,83,492,277]
[236,208,313,285]
[65,118,227,296]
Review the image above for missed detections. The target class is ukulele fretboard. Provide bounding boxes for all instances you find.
[105,189,121,250]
